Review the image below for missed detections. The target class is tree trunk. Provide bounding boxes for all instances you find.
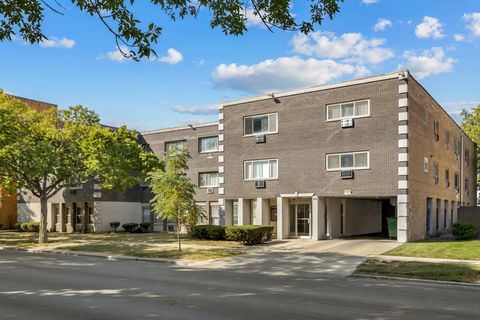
[177,212,181,252]
[81,202,88,234]
[39,197,48,244]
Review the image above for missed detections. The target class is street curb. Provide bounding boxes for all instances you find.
[351,273,480,287]
[0,246,204,267]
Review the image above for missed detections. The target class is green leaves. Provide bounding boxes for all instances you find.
[0,91,158,198]
[148,146,205,227]
[460,105,480,184]
[0,1,342,61]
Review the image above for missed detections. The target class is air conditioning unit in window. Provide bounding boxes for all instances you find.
[341,118,354,128]
[207,187,214,194]
[340,170,354,179]
[255,180,266,189]
[255,135,266,143]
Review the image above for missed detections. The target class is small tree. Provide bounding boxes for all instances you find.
[0,91,159,243]
[148,146,205,252]
[461,105,480,185]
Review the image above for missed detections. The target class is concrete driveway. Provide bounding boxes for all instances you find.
[196,237,401,277]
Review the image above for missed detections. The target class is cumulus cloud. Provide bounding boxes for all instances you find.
[362,0,379,4]
[291,31,394,64]
[244,8,265,27]
[403,47,455,79]
[415,16,444,39]
[442,100,480,116]
[454,34,465,42]
[463,12,480,37]
[102,46,129,63]
[40,37,75,49]
[171,104,218,115]
[158,48,183,64]
[212,56,367,94]
[374,18,392,32]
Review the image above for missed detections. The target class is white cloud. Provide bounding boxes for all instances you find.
[374,18,392,32]
[212,56,367,94]
[415,16,444,39]
[454,34,465,42]
[463,12,480,37]
[442,100,480,115]
[403,47,455,79]
[245,8,265,27]
[40,37,76,49]
[291,31,394,64]
[103,46,130,63]
[158,48,183,64]
[362,0,379,4]
[172,104,218,115]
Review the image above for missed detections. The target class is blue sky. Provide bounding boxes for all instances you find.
[1,0,479,130]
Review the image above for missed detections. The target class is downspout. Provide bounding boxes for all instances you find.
[460,134,464,205]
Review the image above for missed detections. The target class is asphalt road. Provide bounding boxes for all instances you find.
[0,250,479,320]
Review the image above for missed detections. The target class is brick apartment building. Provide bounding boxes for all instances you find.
[15,71,478,241]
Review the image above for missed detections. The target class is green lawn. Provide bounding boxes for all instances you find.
[383,239,480,261]
[355,259,480,283]
[0,231,246,260]
[64,243,246,261]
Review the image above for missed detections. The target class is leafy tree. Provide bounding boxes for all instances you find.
[0,0,343,60]
[0,91,159,243]
[148,146,205,252]
[461,105,480,184]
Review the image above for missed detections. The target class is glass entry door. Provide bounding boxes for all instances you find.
[289,202,311,238]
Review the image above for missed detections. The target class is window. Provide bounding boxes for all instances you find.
[326,151,369,170]
[244,113,277,136]
[424,157,429,173]
[88,207,94,224]
[454,138,460,159]
[465,177,470,195]
[433,120,439,141]
[423,112,429,123]
[232,201,239,226]
[198,136,218,153]
[251,200,257,225]
[165,140,186,151]
[244,159,278,180]
[454,172,460,191]
[433,162,439,184]
[76,207,83,224]
[326,100,369,121]
[199,172,219,187]
[445,168,450,187]
[465,148,470,166]
[445,130,450,149]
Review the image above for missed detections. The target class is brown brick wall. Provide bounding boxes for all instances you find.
[407,77,477,240]
[0,189,17,229]
[222,78,400,200]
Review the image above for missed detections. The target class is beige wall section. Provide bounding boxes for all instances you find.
[17,203,41,224]
[93,201,144,232]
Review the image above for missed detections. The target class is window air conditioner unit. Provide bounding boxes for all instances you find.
[207,187,214,194]
[255,180,266,189]
[340,170,354,179]
[341,118,354,128]
[255,135,266,143]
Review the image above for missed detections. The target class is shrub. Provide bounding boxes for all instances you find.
[139,222,151,232]
[453,223,477,240]
[20,222,30,232]
[109,221,120,232]
[28,222,40,232]
[14,222,22,231]
[122,223,139,233]
[189,225,226,240]
[225,225,274,245]
[0,223,3,230]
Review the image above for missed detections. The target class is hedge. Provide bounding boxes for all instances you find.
[189,225,226,240]
[139,222,151,232]
[16,222,40,232]
[109,221,120,231]
[225,225,274,245]
[453,223,477,240]
[122,223,139,233]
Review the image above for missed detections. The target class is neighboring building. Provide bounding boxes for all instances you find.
[1,96,57,229]
[16,71,478,241]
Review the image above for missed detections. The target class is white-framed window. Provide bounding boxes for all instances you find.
[244,159,278,180]
[199,172,219,188]
[424,157,429,173]
[232,200,239,226]
[244,113,278,136]
[433,162,439,184]
[326,100,369,121]
[198,136,218,153]
[326,151,369,171]
[165,140,186,151]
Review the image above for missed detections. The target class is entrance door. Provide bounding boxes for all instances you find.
[289,203,311,238]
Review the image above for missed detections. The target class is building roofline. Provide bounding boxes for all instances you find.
[9,95,57,108]
[141,121,219,135]
[218,71,406,109]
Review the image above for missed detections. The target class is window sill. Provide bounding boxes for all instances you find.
[325,167,370,172]
[325,115,370,122]
[243,131,278,138]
